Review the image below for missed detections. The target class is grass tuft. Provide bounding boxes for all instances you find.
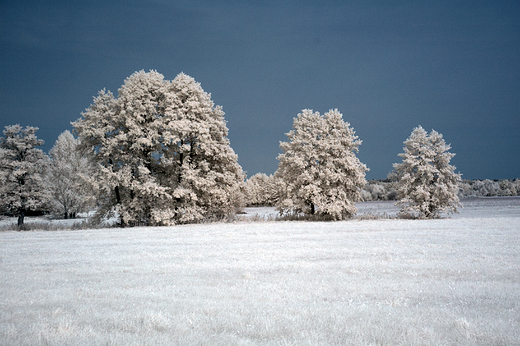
[354,212,395,220]
[0,219,102,232]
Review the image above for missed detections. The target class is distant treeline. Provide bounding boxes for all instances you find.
[244,175,520,207]
[361,179,520,202]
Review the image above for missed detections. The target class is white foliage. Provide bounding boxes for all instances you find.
[392,126,462,218]
[244,173,282,206]
[361,183,387,201]
[471,179,500,197]
[0,125,50,224]
[72,70,244,226]
[276,109,368,220]
[47,130,96,218]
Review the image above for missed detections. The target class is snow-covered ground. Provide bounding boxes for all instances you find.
[1,198,519,345]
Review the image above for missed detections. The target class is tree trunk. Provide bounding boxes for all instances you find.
[17,211,25,227]
[114,185,127,227]
[178,152,184,184]
[310,203,315,215]
[115,185,122,204]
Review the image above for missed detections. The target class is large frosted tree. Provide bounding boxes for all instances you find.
[0,125,50,226]
[47,130,96,219]
[391,126,461,218]
[162,73,245,222]
[73,70,244,226]
[276,109,368,220]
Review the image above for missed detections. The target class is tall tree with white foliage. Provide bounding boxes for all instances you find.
[0,125,50,226]
[162,73,245,222]
[391,126,461,218]
[47,130,96,219]
[73,70,244,226]
[276,109,368,220]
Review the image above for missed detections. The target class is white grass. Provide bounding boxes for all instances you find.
[1,198,519,345]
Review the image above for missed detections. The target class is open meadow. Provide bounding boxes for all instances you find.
[1,198,519,345]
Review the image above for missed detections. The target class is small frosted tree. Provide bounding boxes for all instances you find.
[73,70,244,226]
[276,109,368,220]
[392,126,461,218]
[47,130,96,218]
[0,125,50,226]
[244,173,281,207]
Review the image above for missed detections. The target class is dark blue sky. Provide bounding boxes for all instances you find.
[1,0,519,179]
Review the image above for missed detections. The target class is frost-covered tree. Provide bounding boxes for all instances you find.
[0,125,50,226]
[162,73,245,222]
[361,182,387,201]
[244,173,282,207]
[72,70,175,226]
[499,179,520,196]
[392,126,461,218]
[47,130,96,219]
[276,109,368,220]
[473,179,501,197]
[73,70,244,226]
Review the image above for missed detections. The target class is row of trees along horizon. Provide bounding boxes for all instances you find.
[1,70,519,228]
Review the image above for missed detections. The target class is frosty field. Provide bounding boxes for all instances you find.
[1,198,519,345]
